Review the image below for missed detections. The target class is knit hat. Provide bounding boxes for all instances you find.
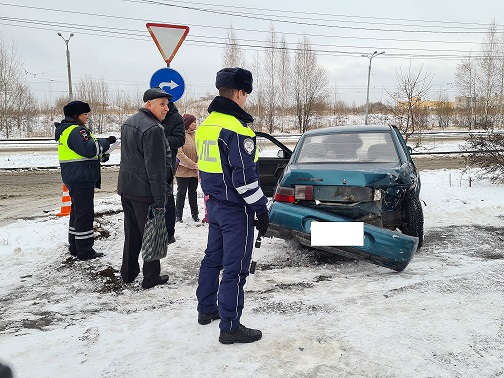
[143,87,173,102]
[215,67,253,94]
[183,114,196,129]
[63,101,91,117]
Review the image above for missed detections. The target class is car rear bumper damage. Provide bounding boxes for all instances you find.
[267,202,419,272]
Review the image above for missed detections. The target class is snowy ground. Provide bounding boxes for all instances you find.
[1,155,504,376]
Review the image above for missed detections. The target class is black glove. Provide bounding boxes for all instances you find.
[101,153,110,163]
[254,211,269,236]
[107,136,117,144]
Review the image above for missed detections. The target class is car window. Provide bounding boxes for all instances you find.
[256,135,286,157]
[297,132,399,164]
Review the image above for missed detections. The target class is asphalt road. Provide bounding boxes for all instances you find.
[0,156,469,227]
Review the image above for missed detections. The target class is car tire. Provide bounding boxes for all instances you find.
[402,196,424,248]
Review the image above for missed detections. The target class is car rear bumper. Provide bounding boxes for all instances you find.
[267,202,419,272]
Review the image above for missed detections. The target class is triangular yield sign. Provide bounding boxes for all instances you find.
[146,23,190,64]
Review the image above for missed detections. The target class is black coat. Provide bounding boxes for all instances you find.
[54,118,110,190]
[117,108,169,207]
[162,102,185,172]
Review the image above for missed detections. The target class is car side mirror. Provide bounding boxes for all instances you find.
[407,146,412,154]
[277,149,286,158]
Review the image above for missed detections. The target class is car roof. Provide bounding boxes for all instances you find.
[303,125,393,136]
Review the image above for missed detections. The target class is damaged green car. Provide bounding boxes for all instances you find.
[257,125,423,271]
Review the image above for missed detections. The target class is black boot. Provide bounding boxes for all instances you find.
[141,274,169,289]
[219,324,262,344]
[198,310,220,325]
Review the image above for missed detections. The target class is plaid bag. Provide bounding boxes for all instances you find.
[141,205,169,262]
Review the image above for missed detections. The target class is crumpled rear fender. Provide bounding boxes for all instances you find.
[267,202,419,272]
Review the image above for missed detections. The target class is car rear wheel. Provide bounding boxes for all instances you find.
[402,197,424,248]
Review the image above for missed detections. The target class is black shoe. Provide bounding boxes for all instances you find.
[198,310,220,325]
[192,215,200,222]
[141,274,169,289]
[77,252,103,260]
[167,235,176,244]
[219,324,262,344]
[175,217,183,223]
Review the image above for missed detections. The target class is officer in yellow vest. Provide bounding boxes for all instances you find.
[195,68,269,344]
[55,101,116,260]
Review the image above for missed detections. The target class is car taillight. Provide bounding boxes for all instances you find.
[274,186,295,203]
[294,185,314,200]
[274,185,314,202]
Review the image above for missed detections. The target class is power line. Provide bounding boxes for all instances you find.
[0,16,494,60]
[0,2,495,40]
[122,0,493,34]
[137,0,499,28]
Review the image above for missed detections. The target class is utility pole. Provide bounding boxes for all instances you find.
[57,32,74,101]
[362,51,384,125]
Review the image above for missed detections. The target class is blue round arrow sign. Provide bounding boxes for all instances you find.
[150,67,185,102]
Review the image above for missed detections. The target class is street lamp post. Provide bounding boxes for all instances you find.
[362,51,384,125]
[57,32,74,101]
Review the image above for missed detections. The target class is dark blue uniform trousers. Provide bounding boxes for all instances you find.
[68,187,96,259]
[196,197,255,332]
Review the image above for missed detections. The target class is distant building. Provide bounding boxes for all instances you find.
[398,97,455,111]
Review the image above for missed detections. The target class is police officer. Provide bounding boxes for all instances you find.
[195,67,269,344]
[54,100,115,260]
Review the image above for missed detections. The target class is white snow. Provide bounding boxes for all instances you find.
[1,150,504,377]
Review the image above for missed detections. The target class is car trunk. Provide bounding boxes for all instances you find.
[280,163,412,226]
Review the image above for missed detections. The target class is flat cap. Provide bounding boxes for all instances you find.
[63,101,91,117]
[143,87,173,102]
[215,67,253,94]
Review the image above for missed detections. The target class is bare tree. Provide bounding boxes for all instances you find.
[113,88,136,126]
[434,91,454,129]
[466,132,504,183]
[250,51,265,131]
[0,36,36,138]
[293,36,328,133]
[75,76,110,133]
[387,64,432,141]
[455,55,477,129]
[222,26,245,68]
[476,21,501,128]
[264,25,279,133]
[277,35,290,132]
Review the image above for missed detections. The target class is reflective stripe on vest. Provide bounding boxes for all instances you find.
[58,125,99,163]
[195,112,257,174]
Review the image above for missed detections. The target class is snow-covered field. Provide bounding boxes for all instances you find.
[1,148,504,377]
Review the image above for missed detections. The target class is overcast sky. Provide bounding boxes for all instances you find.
[1,0,504,106]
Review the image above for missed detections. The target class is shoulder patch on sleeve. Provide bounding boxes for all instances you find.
[79,129,90,141]
[243,138,255,155]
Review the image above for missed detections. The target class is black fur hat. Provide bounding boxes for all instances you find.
[215,67,253,94]
[63,101,91,117]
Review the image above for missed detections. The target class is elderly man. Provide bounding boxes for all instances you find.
[117,87,171,289]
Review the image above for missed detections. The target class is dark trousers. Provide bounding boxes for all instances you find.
[68,187,95,259]
[121,196,161,287]
[196,197,255,332]
[175,177,199,218]
[164,193,176,237]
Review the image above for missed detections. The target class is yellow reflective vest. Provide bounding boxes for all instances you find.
[58,125,99,163]
[195,111,267,212]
